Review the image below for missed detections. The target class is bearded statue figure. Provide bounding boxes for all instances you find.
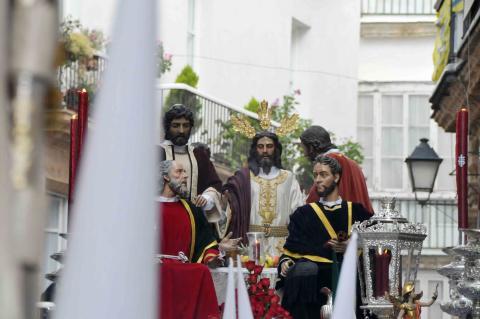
[159,104,224,235]
[222,131,304,256]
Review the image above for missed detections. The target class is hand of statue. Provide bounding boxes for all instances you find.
[219,232,242,252]
[280,259,294,277]
[327,239,348,253]
[192,195,208,207]
[206,255,224,269]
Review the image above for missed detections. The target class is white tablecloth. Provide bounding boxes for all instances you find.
[210,267,278,304]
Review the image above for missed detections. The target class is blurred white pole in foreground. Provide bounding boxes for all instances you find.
[332,232,359,319]
[53,0,157,317]
[237,255,253,319]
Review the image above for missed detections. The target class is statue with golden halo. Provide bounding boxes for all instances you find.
[230,100,300,138]
[221,100,304,258]
[386,281,438,319]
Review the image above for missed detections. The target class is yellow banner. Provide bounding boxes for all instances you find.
[453,0,464,13]
[432,0,451,82]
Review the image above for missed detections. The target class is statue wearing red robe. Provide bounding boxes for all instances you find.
[158,198,221,319]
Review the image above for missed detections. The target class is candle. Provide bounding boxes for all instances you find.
[77,89,89,161]
[68,115,79,210]
[456,108,468,229]
[255,240,260,264]
[374,248,391,297]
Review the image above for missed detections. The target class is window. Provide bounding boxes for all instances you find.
[42,194,68,290]
[436,129,455,191]
[357,95,374,188]
[381,95,404,189]
[357,87,455,193]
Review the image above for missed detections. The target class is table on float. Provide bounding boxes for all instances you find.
[159,262,220,319]
[210,267,278,304]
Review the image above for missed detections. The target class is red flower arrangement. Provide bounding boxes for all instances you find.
[244,260,292,319]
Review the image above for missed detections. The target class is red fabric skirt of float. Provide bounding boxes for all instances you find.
[159,262,220,319]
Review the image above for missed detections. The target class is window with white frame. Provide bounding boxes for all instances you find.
[357,89,455,193]
[436,129,456,191]
[357,95,374,188]
[381,95,404,189]
[42,193,68,291]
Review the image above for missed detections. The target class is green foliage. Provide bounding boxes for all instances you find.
[173,65,199,87]
[329,133,365,165]
[164,65,203,131]
[59,17,107,106]
[60,16,106,64]
[157,42,172,77]
[215,97,263,169]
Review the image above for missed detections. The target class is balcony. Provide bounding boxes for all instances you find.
[361,0,436,15]
[371,196,458,252]
[57,54,107,112]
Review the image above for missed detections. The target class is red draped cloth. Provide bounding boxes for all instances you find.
[159,201,220,319]
[159,263,220,319]
[306,152,374,214]
[160,202,192,256]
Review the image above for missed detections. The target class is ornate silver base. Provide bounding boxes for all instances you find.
[360,304,394,319]
[440,298,472,318]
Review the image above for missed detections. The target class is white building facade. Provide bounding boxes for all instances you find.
[62,0,362,140]
[358,1,457,318]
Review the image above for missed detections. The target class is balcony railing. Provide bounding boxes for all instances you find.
[361,0,436,15]
[371,197,458,250]
[57,54,107,111]
[157,83,279,169]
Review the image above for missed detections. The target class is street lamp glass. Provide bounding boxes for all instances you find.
[409,160,441,191]
[405,138,443,203]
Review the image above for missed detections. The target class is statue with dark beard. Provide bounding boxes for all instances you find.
[159,104,224,235]
[300,125,373,214]
[222,131,304,256]
[276,156,371,319]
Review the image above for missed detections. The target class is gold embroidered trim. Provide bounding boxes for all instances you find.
[251,170,289,225]
[249,224,288,237]
[180,199,196,261]
[283,249,333,263]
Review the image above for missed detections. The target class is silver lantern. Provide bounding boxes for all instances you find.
[353,197,427,319]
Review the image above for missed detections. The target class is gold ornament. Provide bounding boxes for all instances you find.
[231,100,299,138]
[231,114,256,138]
[276,113,300,137]
[258,100,271,130]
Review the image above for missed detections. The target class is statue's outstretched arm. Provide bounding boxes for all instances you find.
[418,284,438,307]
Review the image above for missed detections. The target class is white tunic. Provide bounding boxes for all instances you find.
[249,167,304,256]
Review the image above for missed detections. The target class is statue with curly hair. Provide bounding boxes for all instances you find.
[300,126,373,214]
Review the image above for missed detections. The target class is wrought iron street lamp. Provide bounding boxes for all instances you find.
[405,138,443,205]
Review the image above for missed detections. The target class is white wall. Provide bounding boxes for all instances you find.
[359,36,435,82]
[62,0,361,140]
[158,0,362,140]
[61,0,117,35]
